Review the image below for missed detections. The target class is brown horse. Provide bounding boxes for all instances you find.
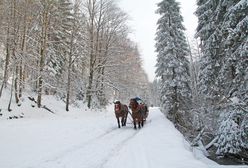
[129,98,149,129]
[114,101,128,128]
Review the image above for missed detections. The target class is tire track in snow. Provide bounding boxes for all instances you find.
[99,119,153,168]
[92,120,152,168]
[36,120,152,168]
[36,127,139,168]
[96,128,140,168]
[33,126,119,168]
[75,128,139,168]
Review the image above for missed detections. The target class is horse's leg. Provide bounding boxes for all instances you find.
[124,112,127,126]
[141,111,145,124]
[121,116,124,126]
[117,117,120,128]
[133,118,137,129]
[137,116,141,129]
[141,112,144,127]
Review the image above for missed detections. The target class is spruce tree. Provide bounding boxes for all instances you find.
[195,0,248,156]
[155,0,192,126]
[195,0,223,102]
[220,0,248,103]
[216,0,248,156]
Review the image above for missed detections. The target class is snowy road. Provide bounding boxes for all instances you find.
[0,107,240,168]
[38,126,139,168]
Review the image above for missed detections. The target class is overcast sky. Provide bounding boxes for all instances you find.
[118,0,198,82]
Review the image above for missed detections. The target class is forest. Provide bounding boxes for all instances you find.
[0,0,247,165]
[0,0,153,111]
[155,0,248,164]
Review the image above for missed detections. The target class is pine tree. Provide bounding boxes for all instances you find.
[52,0,74,110]
[150,79,161,107]
[155,0,192,126]
[216,111,243,155]
[49,0,73,88]
[49,0,88,111]
[195,0,224,102]
[36,0,58,108]
[216,0,248,156]
[220,0,248,103]
[195,0,248,156]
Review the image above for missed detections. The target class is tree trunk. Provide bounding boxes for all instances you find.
[66,30,75,111]
[0,25,10,97]
[8,70,15,112]
[99,66,105,106]
[86,0,96,109]
[65,68,71,111]
[86,70,93,108]
[12,0,20,104]
[19,5,28,99]
[37,8,49,108]
[187,37,198,104]
[14,64,19,104]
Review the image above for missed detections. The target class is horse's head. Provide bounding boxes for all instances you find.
[129,98,138,110]
[114,101,121,112]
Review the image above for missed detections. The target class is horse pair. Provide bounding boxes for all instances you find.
[114,99,149,129]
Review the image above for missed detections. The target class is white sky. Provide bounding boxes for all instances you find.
[118,0,198,82]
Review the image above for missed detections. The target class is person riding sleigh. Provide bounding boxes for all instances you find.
[133,97,149,118]
[134,97,148,112]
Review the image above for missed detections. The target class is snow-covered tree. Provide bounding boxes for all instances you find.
[0,0,150,111]
[218,2,248,154]
[83,0,132,108]
[150,79,161,107]
[220,0,248,105]
[195,0,224,103]
[155,0,192,126]
[50,0,88,111]
[216,107,248,156]
[195,0,248,156]
[196,0,247,105]
[109,38,150,106]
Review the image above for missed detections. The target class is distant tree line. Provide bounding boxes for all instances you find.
[0,0,151,110]
[155,0,248,162]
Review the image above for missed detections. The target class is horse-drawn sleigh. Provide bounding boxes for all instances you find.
[114,98,149,129]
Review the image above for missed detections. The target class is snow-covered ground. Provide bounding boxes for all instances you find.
[0,92,247,168]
